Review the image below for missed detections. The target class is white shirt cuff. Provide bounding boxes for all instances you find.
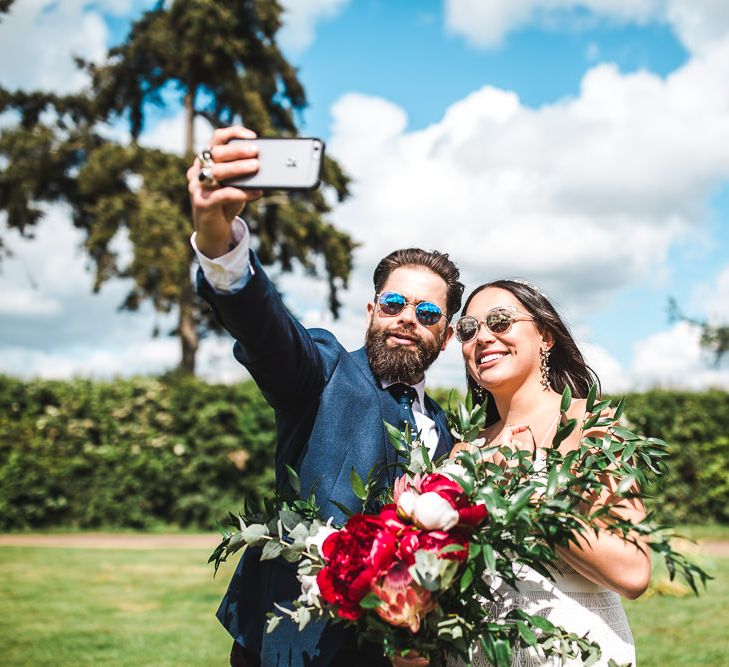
[190,217,254,293]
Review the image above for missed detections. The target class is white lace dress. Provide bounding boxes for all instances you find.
[448,448,636,666]
[449,557,636,666]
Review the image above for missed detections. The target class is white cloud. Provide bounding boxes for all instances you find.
[278,0,348,53]
[0,0,137,93]
[0,338,178,380]
[314,38,729,391]
[581,341,632,394]
[326,43,729,317]
[444,0,729,54]
[0,206,179,378]
[138,111,215,155]
[630,321,729,390]
[0,290,61,317]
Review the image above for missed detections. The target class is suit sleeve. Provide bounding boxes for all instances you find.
[197,250,324,409]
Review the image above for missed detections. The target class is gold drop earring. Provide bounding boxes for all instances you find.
[539,343,551,390]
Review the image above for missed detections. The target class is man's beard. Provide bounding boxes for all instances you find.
[365,320,444,385]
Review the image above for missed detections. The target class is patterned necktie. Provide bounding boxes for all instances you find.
[388,383,418,436]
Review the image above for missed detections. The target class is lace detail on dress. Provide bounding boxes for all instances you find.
[447,558,635,667]
[449,410,635,665]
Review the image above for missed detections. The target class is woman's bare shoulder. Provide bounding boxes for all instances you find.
[566,397,588,420]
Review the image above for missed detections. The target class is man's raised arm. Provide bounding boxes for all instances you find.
[188,127,324,408]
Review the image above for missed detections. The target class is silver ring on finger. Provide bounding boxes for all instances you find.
[198,165,219,188]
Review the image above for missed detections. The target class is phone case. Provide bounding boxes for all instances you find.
[222,137,325,191]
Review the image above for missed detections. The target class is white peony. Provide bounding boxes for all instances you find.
[411,492,459,531]
[396,490,418,520]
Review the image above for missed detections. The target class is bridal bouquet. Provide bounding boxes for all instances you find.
[210,387,709,666]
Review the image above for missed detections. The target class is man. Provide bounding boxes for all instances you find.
[187,127,464,667]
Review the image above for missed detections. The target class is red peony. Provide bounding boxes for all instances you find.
[419,528,470,562]
[316,514,399,620]
[457,503,489,527]
[397,528,422,565]
[419,473,465,505]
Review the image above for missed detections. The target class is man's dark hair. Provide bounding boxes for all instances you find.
[372,248,464,320]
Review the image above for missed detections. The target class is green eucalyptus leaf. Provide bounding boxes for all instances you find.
[482,543,496,572]
[493,638,512,667]
[529,615,556,632]
[241,524,268,547]
[515,620,538,646]
[458,402,471,432]
[439,543,467,555]
[585,383,598,413]
[465,389,473,412]
[281,544,304,562]
[552,419,576,448]
[560,385,573,413]
[279,509,302,531]
[285,465,301,494]
[266,615,282,634]
[616,472,638,496]
[297,605,311,630]
[359,592,384,609]
[384,421,408,453]
[350,468,367,501]
[611,426,639,441]
[459,566,474,593]
[261,539,283,561]
[472,398,488,430]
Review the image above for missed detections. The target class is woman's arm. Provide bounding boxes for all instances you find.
[554,400,651,599]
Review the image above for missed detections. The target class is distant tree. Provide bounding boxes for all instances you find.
[668,298,729,364]
[0,0,354,374]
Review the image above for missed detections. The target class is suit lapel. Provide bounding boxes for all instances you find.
[350,348,401,483]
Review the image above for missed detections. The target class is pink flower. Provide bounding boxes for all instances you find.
[371,561,435,633]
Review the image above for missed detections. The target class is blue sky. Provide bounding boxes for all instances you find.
[1,0,729,390]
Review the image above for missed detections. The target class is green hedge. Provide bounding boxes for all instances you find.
[623,389,729,524]
[0,374,275,530]
[1,375,727,529]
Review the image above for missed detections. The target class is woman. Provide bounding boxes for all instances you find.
[447,279,650,666]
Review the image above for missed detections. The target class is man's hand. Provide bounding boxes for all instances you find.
[187,126,263,259]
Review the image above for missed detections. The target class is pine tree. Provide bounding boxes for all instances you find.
[0,0,354,374]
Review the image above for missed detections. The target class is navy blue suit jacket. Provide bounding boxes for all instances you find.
[199,251,453,666]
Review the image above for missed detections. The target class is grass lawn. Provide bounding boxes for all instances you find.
[623,550,729,667]
[0,542,727,666]
[0,546,237,666]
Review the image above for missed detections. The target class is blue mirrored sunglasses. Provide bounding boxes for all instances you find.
[376,291,444,326]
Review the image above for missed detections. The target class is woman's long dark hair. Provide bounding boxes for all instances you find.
[462,280,600,426]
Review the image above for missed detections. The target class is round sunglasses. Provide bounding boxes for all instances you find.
[376,291,444,327]
[455,306,534,343]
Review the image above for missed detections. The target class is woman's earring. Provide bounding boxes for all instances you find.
[539,344,551,391]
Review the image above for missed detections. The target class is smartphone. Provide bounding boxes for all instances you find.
[222,137,325,190]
